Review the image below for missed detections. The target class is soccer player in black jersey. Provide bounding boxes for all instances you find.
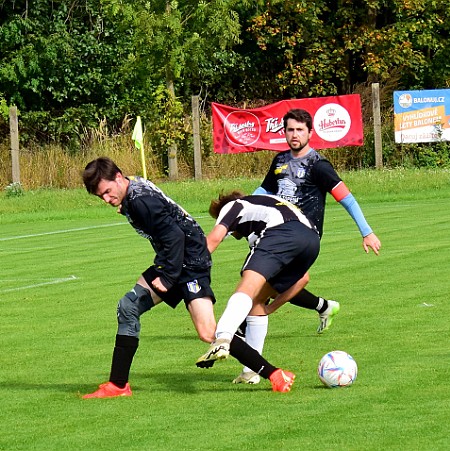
[81,157,294,397]
[196,191,320,378]
[233,108,381,384]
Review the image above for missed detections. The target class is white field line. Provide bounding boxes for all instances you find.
[0,217,208,242]
[0,275,78,294]
[0,246,57,253]
[0,222,126,242]
[0,218,209,294]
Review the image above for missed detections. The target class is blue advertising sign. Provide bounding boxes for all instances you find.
[393,89,450,143]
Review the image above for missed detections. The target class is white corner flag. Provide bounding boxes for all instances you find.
[132,116,147,179]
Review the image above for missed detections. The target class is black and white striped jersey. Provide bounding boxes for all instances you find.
[216,194,317,247]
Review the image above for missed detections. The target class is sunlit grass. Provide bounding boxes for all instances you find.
[1,172,449,449]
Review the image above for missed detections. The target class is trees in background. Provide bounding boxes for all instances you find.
[0,0,449,159]
[247,0,450,97]
[0,0,247,161]
[0,0,137,144]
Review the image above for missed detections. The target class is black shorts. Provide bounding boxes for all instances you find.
[242,221,320,294]
[142,265,216,309]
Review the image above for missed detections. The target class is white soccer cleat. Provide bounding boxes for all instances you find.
[232,370,261,385]
[317,300,340,334]
[196,338,230,368]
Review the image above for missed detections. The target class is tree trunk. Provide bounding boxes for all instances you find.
[166,0,178,180]
[166,76,178,180]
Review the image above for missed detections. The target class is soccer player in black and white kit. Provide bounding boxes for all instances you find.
[81,157,296,398]
[196,191,320,379]
[233,108,381,384]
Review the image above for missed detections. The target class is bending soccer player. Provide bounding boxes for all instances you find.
[81,157,294,398]
[196,191,320,373]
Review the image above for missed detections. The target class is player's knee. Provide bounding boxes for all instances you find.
[196,325,215,343]
[117,284,154,337]
[198,332,215,343]
[302,272,310,285]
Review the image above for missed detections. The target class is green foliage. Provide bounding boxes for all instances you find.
[343,123,450,169]
[4,181,24,197]
[20,106,101,149]
[0,96,9,135]
[0,0,156,143]
[248,0,450,97]
[144,84,186,170]
[1,0,450,159]
[410,141,450,167]
[0,96,9,120]
[0,0,248,154]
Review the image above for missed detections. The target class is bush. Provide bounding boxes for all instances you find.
[4,181,24,197]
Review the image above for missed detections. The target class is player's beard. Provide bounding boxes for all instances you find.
[289,139,309,155]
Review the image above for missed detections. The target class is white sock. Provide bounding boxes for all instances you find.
[242,315,268,373]
[216,292,253,341]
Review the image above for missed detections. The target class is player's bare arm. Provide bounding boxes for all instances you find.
[206,224,228,253]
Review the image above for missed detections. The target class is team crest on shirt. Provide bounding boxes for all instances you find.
[297,167,306,179]
[187,280,201,294]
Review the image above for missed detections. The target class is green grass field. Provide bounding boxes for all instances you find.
[1,169,449,450]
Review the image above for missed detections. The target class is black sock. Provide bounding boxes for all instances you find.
[236,320,247,338]
[317,299,329,314]
[229,335,277,380]
[290,289,327,311]
[109,334,139,388]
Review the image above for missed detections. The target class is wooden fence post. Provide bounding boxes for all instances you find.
[192,95,202,180]
[372,83,383,169]
[9,106,21,183]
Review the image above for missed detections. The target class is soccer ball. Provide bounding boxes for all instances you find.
[318,350,358,388]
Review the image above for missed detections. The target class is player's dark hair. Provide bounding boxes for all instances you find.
[209,190,245,219]
[283,109,313,132]
[83,157,123,194]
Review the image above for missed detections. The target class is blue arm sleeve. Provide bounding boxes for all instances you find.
[253,186,272,195]
[339,193,373,237]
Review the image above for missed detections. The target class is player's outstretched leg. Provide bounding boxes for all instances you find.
[196,338,230,367]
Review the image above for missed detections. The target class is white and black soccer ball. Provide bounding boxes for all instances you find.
[318,350,358,388]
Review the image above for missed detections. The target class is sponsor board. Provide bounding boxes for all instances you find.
[212,95,363,154]
[394,89,450,143]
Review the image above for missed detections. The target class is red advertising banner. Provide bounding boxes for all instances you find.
[212,95,363,154]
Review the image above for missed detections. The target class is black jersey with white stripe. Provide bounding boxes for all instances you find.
[217,194,316,247]
[260,149,342,236]
[120,176,211,289]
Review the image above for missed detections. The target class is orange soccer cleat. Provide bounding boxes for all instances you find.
[269,369,296,393]
[82,382,132,399]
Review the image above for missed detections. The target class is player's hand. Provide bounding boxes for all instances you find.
[152,277,168,292]
[264,302,275,315]
[363,232,381,255]
[264,298,288,315]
